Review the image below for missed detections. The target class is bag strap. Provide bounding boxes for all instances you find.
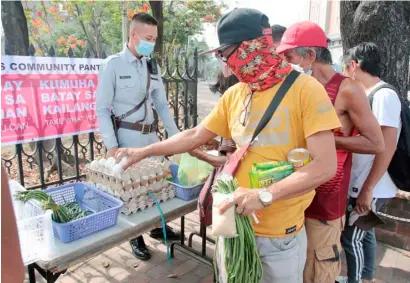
[368,83,398,109]
[116,68,152,121]
[220,70,300,177]
[250,70,300,143]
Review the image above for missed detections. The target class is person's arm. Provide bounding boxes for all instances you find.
[190,149,228,167]
[117,124,217,167]
[334,80,384,154]
[268,130,337,201]
[151,65,180,137]
[355,126,398,213]
[355,89,401,214]
[117,87,233,168]
[1,166,25,283]
[95,59,118,156]
[219,129,338,216]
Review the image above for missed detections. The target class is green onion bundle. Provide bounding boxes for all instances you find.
[14,190,91,223]
[214,175,263,283]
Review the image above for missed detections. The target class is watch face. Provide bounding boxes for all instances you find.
[260,191,273,203]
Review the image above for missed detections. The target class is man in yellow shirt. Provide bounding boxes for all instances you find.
[116,8,341,283]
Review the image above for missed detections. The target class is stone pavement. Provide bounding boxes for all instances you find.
[25,84,410,282]
[25,210,410,283]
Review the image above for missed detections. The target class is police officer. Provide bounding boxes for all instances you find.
[96,13,180,261]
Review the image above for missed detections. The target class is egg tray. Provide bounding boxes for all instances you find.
[87,157,170,181]
[119,188,176,215]
[85,172,175,215]
[86,167,169,186]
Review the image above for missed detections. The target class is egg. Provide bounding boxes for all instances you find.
[119,156,128,167]
[99,159,106,168]
[113,164,124,178]
[105,158,116,168]
[90,160,99,170]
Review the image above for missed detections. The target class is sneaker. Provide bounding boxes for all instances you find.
[335,276,363,283]
[336,276,348,283]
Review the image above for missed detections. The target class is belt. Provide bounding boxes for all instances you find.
[118,121,158,134]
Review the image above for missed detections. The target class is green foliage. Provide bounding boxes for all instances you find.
[22,0,225,58]
[162,0,225,50]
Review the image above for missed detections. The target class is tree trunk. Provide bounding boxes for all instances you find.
[150,1,164,65]
[1,1,29,56]
[340,1,410,100]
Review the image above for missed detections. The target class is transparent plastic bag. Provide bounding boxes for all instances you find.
[177,153,213,186]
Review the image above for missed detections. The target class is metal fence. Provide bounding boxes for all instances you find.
[1,44,198,189]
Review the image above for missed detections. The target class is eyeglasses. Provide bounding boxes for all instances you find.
[215,44,240,62]
[239,91,253,126]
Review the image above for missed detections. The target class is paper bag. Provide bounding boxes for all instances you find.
[211,192,237,237]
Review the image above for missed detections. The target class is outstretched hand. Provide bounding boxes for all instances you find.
[115,147,147,170]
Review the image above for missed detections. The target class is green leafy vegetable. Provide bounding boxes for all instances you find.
[14,190,91,223]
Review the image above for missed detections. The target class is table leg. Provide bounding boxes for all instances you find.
[30,263,66,283]
[180,215,185,245]
[201,222,207,257]
[28,264,36,283]
[170,217,216,281]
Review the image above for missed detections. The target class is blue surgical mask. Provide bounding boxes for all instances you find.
[135,38,155,57]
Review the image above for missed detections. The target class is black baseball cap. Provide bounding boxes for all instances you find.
[201,8,271,55]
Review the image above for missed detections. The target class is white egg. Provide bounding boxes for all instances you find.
[113,164,124,178]
[105,158,115,169]
[99,158,106,167]
[90,160,99,170]
[119,156,128,166]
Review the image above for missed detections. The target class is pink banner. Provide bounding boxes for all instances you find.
[1,56,103,145]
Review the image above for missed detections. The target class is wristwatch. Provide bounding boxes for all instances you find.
[258,188,273,207]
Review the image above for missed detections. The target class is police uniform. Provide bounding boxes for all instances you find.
[96,43,179,150]
[96,43,180,260]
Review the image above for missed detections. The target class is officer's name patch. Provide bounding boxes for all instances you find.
[119,76,131,79]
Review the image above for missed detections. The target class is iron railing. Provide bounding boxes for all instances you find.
[1,44,198,189]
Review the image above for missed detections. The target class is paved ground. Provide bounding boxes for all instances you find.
[25,210,410,283]
[25,83,410,283]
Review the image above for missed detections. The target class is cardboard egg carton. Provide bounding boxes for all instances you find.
[118,187,176,215]
[85,157,175,215]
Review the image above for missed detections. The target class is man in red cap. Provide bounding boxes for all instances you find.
[277,22,384,283]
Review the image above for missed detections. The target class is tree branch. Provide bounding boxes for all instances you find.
[74,3,96,56]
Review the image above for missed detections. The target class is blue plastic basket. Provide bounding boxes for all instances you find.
[42,183,123,243]
[168,164,205,201]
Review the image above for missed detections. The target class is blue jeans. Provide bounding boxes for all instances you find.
[341,197,389,283]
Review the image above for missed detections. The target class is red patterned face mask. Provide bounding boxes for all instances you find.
[226,35,292,92]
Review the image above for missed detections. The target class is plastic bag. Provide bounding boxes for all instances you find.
[177,153,213,186]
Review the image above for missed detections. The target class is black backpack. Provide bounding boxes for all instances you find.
[369,84,410,192]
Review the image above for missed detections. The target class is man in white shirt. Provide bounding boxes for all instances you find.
[338,42,402,283]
